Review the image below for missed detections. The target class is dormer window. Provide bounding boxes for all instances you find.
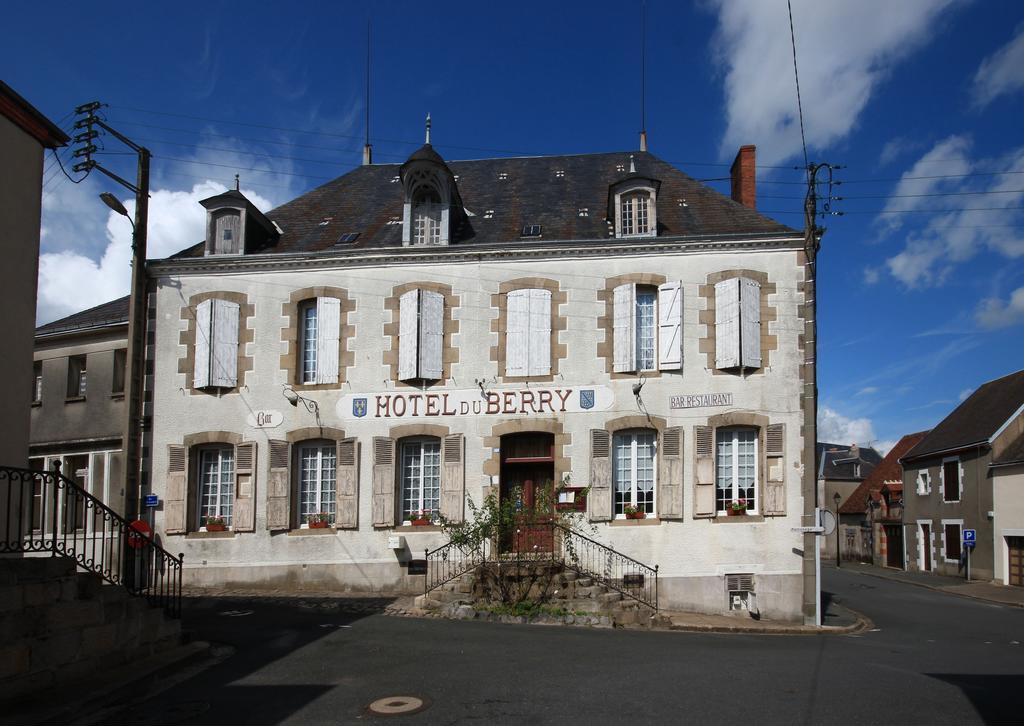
[213,210,241,254]
[609,175,659,239]
[620,192,650,236]
[200,188,279,256]
[413,188,442,245]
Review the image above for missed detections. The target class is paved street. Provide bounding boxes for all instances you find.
[59,568,1024,725]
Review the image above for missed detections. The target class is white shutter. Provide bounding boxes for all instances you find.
[398,289,419,381]
[528,288,551,376]
[315,296,341,384]
[715,278,740,370]
[612,283,635,373]
[419,290,444,380]
[505,289,529,377]
[658,281,682,371]
[193,299,212,388]
[739,278,761,369]
[211,299,239,387]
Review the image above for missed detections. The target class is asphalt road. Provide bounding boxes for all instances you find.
[75,567,1023,726]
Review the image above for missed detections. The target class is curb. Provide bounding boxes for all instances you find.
[847,566,1024,609]
[665,610,871,636]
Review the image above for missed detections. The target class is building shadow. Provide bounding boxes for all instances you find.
[928,673,1024,723]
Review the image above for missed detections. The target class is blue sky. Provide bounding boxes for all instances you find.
[5,0,1024,452]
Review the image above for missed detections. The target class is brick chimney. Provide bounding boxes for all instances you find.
[730,145,756,210]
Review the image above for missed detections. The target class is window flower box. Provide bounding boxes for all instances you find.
[307,513,331,528]
[727,499,748,517]
[203,517,227,532]
[406,510,435,527]
[624,505,646,520]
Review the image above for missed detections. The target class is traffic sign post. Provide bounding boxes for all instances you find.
[962,529,976,581]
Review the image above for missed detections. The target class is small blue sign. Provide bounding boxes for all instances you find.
[352,398,368,418]
[963,528,976,547]
[579,390,595,410]
[144,494,160,508]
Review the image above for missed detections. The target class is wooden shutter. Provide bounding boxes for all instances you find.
[613,283,635,373]
[740,278,762,369]
[589,429,612,522]
[211,299,239,388]
[505,289,529,377]
[658,281,683,371]
[371,437,396,527]
[165,445,187,534]
[419,290,444,380]
[316,296,341,384]
[267,439,291,531]
[715,278,740,370]
[658,427,684,519]
[232,442,256,532]
[193,299,212,389]
[335,438,359,529]
[440,434,465,523]
[398,289,419,381]
[694,425,716,517]
[528,288,552,376]
[764,423,785,516]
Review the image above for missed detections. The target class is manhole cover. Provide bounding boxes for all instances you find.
[367,696,428,716]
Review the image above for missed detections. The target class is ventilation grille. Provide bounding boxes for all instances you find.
[662,428,681,457]
[443,436,461,464]
[726,573,754,592]
[592,430,610,458]
[695,426,713,458]
[236,443,254,472]
[766,424,784,455]
[168,446,186,473]
[338,440,356,467]
[374,438,393,466]
[269,440,289,469]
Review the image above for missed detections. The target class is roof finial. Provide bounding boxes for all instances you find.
[234,173,240,191]
[629,155,636,174]
[425,112,431,145]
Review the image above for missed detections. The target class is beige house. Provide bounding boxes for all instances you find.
[143,141,819,621]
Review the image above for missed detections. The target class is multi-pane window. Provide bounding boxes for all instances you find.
[300,303,318,384]
[298,442,336,526]
[620,192,650,236]
[400,439,441,521]
[413,190,442,245]
[198,447,234,527]
[716,428,757,514]
[33,361,42,403]
[67,355,87,398]
[613,430,656,516]
[942,459,960,502]
[635,290,656,371]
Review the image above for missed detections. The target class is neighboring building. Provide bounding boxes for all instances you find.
[901,369,1024,581]
[144,140,819,621]
[991,421,1024,587]
[839,432,929,569]
[0,81,68,468]
[30,297,129,516]
[817,442,881,561]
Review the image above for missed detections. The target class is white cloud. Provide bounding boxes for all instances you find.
[818,406,877,447]
[958,387,974,402]
[855,387,879,396]
[873,440,897,457]
[708,0,959,166]
[862,266,881,285]
[36,182,273,324]
[975,286,1024,329]
[971,24,1024,107]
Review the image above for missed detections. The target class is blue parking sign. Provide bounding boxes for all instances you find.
[963,528,976,548]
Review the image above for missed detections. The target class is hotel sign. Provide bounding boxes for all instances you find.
[337,386,613,420]
[670,393,733,409]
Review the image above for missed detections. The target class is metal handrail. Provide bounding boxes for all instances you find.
[0,463,183,617]
[552,522,658,610]
[424,539,488,596]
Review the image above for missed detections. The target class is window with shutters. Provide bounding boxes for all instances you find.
[197,445,234,528]
[943,520,963,562]
[505,288,552,377]
[613,430,657,517]
[296,297,341,385]
[942,458,961,502]
[67,355,87,398]
[916,469,932,495]
[400,438,441,521]
[296,440,337,526]
[714,276,761,371]
[193,297,240,389]
[33,361,42,404]
[398,289,444,382]
[612,281,682,374]
[715,427,758,514]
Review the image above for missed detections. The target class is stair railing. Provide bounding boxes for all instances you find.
[553,521,658,610]
[424,538,489,596]
[0,462,183,617]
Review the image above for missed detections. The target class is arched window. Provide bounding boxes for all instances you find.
[715,427,758,514]
[613,429,657,517]
[413,188,442,245]
[399,437,441,522]
[296,440,337,526]
[620,191,651,236]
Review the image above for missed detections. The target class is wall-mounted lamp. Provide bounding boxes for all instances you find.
[282,385,322,430]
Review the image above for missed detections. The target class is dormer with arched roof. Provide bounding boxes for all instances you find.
[399,116,465,246]
[607,155,661,239]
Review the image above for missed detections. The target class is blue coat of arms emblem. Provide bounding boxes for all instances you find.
[352,398,368,418]
[579,390,595,410]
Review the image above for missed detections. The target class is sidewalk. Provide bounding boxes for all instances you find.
[829,561,1024,608]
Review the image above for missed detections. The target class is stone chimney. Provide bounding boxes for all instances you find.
[849,444,860,459]
[730,144,756,210]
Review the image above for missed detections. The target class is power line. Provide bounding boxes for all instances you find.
[762,205,1024,215]
[760,188,1024,201]
[787,0,810,175]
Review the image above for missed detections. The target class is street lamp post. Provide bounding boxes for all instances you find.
[834,491,842,568]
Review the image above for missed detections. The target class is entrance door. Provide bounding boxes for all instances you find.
[885,525,904,569]
[500,433,555,554]
[1008,537,1024,587]
[919,523,932,571]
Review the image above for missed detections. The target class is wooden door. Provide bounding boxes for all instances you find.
[1008,537,1024,587]
[920,523,932,571]
[885,525,904,569]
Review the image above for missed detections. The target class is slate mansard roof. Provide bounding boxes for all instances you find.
[816,442,883,481]
[902,369,1024,462]
[838,431,928,515]
[172,149,798,258]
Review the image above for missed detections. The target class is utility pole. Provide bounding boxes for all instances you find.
[72,102,150,524]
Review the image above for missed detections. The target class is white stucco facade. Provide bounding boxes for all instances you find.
[993,463,1024,586]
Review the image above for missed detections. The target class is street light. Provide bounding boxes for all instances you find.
[833,491,842,568]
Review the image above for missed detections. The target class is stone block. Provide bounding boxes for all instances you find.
[31,630,82,669]
[453,604,475,620]
[59,575,81,602]
[43,600,103,632]
[0,669,55,702]
[597,592,622,605]
[80,622,120,656]
[116,611,142,646]
[22,580,61,607]
[562,571,578,582]
[0,642,31,679]
[100,584,130,604]
[0,610,36,642]
[0,585,23,612]
[576,577,594,587]
[76,573,104,600]
[457,582,472,594]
